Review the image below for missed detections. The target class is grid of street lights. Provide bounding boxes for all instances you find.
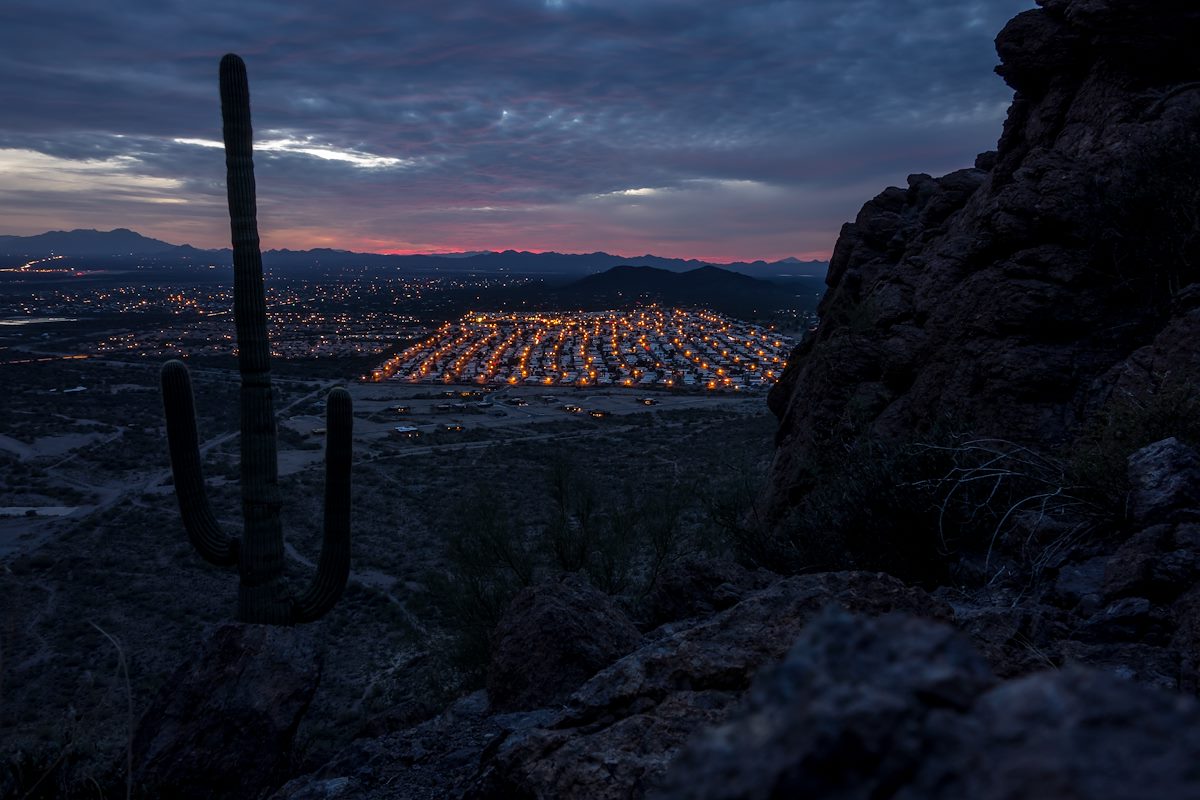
[371,307,793,391]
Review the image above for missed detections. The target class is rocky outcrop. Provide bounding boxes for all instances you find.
[487,572,642,712]
[273,572,946,799]
[638,555,774,629]
[762,0,1200,539]
[1127,437,1200,525]
[277,594,1200,800]
[270,439,1197,799]
[465,572,948,799]
[655,609,996,799]
[656,609,1200,800]
[274,442,1195,800]
[131,624,321,800]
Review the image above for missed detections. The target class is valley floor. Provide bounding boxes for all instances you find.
[0,357,774,792]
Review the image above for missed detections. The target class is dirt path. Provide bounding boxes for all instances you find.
[13,578,57,672]
[0,434,33,460]
[367,424,637,462]
[3,382,335,562]
[283,542,429,636]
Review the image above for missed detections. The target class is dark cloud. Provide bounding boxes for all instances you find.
[0,0,1033,259]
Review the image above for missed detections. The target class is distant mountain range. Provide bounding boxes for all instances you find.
[0,228,828,279]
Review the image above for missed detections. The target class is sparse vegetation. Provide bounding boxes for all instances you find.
[1,371,773,790]
[1070,377,1200,511]
[739,426,1141,588]
[423,448,726,680]
[1086,124,1200,307]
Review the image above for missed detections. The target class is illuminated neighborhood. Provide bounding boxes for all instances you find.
[370,307,794,391]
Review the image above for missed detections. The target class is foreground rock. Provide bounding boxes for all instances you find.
[655,609,995,798]
[657,609,1200,800]
[639,555,774,629]
[277,582,1200,800]
[274,572,946,799]
[131,624,321,800]
[465,572,948,799]
[488,572,642,712]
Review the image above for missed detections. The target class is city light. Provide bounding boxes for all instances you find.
[369,307,794,392]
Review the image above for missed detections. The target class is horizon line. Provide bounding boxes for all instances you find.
[0,227,832,265]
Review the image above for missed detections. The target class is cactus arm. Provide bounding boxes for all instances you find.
[292,387,353,623]
[160,360,238,566]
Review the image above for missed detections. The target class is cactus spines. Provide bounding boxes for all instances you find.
[160,53,352,625]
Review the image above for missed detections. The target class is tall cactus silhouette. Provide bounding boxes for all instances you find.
[160,53,352,624]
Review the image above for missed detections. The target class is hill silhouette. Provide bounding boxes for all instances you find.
[0,228,827,279]
[0,227,190,257]
[491,263,823,317]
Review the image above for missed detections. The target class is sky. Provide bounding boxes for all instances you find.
[0,0,1034,262]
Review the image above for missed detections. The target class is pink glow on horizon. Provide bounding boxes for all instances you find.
[1,218,835,264]
[253,230,833,263]
[313,232,834,263]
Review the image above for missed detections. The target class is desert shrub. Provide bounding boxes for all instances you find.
[762,434,951,584]
[705,445,774,565]
[421,485,539,676]
[909,438,1106,582]
[424,459,688,679]
[1086,116,1200,307]
[745,429,1114,587]
[1070,378,1200,513]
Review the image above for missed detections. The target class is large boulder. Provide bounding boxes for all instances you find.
[131,624,321,800]
[903,666,1200,800]
[656,610,1200,800]
[639,555,773,630]
[1127,438,1200,526]
[655,609,996,798]
[487,572,642,712]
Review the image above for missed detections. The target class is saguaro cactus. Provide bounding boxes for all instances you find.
[160,53,352,624]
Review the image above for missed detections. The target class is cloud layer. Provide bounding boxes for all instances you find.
[0,0,1033,260]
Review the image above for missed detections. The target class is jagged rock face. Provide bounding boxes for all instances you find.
[131,624,321,800]
[762,0,1200,524]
